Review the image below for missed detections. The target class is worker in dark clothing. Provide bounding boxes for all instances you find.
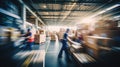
[58,29,71,61]
[23,29,34,50]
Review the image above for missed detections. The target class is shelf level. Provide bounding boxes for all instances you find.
[0,8,20,19]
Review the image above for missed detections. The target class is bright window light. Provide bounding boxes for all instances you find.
[47,26,76,32]
[91,4,120,18]
[80,17,97,24]
[79,4,120,24]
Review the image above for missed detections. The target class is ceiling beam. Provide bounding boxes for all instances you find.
[38,15,84,17]
[36,9,91,12]
[19,0,46,25]
[60,2,76,22]
[23,0,112,4]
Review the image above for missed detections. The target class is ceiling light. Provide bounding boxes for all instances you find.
[43,5,47,8]
[76,4,120,25]
[106,4,120,11]
[45,12,49,15]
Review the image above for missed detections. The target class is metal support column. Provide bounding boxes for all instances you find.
[22,5,26,30]
[35,19,38,27]
[19,0,45,26]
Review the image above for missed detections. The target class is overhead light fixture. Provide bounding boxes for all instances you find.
[43,5,47,8]
[61,3,76,22]
[106,4,120,11]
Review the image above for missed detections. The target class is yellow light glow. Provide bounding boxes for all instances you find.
[80,17,97,24]
[47,26,76,32]
[43,5,47,8]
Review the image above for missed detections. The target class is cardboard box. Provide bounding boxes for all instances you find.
[34,34,46,44]
[85,36,111,47]
[95,27,120,30]
[85,46,111,59]
[92,30,120,37]
[95,20,118,30]
[34,34,40,44]
[84,36,112,58]
[84,36,98,50]
[85,46,99,58]
[40,34,46,43]
[58,32,64,40]
[51,34,56,40]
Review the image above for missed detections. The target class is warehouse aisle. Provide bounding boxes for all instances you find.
[45,34,78,67]
[27,37,51,67]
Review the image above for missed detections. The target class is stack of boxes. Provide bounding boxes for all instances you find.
[95,20,118,30]
[50,31,56,40]
[57,28,65,40]
[84,36,111,58]
[84,20,120,58]
[34,34,40,44]
[34,30,46,44]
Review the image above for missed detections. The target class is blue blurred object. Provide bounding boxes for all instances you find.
[112,36,120,41]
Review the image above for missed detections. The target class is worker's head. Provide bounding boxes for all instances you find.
[66,28,70,33]
[27,29,31,32]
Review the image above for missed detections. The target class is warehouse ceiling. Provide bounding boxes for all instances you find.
[23,0,120,26]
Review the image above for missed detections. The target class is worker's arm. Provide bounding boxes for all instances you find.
[67,37,81,45]
[68,34,75,38]
[67,37,72,43]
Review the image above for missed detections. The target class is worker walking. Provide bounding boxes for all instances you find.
[58,29,71,61]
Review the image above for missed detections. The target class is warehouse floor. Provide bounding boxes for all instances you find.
[45,36,78,67]
[0,35,78,67]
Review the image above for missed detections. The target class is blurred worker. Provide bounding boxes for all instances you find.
[58,29,71,61]
[78,34,84,44]
[6,31,12,43]
[23,29,34,50]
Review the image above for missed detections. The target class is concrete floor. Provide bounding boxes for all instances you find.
[0,35,78,67]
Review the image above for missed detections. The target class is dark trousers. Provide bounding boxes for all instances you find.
[58,47,69,58]
[27,42,33,50]
[23,42,33,50]
[58,40,70,60]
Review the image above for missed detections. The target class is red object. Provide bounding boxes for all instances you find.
[28,37,34,42]
[79,35,83,40]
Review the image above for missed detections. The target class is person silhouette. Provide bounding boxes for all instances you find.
[58,29,71,61]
